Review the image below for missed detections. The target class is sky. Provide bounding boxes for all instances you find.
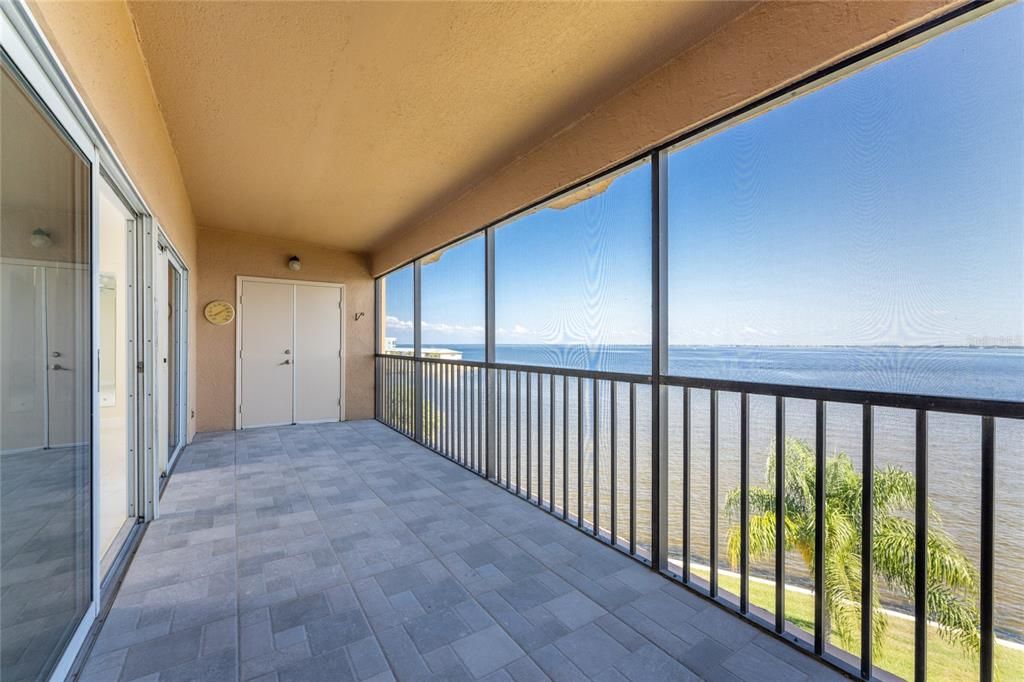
[383,3,1023,350]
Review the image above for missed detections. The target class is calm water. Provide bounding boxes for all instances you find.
[414,344,1023,639]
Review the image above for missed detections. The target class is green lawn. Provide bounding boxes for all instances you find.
[689,567,1023,681]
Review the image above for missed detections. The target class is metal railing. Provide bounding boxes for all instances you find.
[376,352,1022,681]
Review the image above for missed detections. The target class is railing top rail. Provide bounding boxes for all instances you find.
[377,354,1023,419]
[377,353,654,384]
[661,374,1024,419]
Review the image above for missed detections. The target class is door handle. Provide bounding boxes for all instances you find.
[50,363,69,371]
[280,359,291,365]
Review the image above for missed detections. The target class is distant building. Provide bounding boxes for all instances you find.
[384,337,463,360]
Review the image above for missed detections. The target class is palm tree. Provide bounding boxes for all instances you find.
[725,437,979,657]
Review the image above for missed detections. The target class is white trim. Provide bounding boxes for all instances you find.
[235,275,347,430]
[46,602,97,682]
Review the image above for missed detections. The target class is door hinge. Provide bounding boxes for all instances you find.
[136,361,144,373]
[238,405,242,413]
[337,398,341,406]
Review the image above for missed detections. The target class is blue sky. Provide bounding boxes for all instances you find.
[384,3,1022,349]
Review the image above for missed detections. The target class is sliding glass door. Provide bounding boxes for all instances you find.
[0,60,93,682]
[97,177,139,578]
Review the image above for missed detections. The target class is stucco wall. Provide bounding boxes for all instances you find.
[29,0,201,440]
[196,228,375,432]
[371,0,963,275]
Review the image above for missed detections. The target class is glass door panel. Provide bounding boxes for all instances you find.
[97,178,137,577]
[0,62,92,682]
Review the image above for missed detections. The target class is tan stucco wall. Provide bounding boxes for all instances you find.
[196,228,375,433]
[28,0,201,440]
[371,0,963,275]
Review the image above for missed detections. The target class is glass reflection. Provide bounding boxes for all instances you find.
[0,63,92,682]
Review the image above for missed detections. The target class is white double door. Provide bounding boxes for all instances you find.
[239,278,343,429]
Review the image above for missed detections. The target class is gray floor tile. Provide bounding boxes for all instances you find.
[80,421,842,682]
[452,625,525,678]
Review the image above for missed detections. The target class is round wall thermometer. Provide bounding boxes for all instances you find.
[204,300,235,325]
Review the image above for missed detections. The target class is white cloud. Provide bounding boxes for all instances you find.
[386,315,484,336]
[385,315,413,330]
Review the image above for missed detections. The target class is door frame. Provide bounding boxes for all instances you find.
[156,229,189,478]
[235,275,346,430]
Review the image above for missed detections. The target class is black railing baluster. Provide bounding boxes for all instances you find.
[862,404,873,678]
[497,368,505,481]
[563,375,569,521]
[506,369,511,488]
[611,381,618,546]
[980,415,995,682]
[443,363,447,451]
[495,366,503,477]
[577,376,584,529]
[424,362,429,445]
[455,365,460,460]
[472,367,477,469]
[460,365,464,462]
[444,363,448,450]
[814,400,826,656]
[516,371,522,494]
[630,382,637,556]
[914,410,928,682]
[550,373,555,512]
[463,366,469,465]
[437,363,442,449]
[740,392,749,614]
[538,373,544,506]
[479,366,485,473]
[710,389,719,597]
[437,362,442,447]
[683,387,691,582]
[775,395,786,633]
[450,363,455,456]
[527,372,533,501]
[469,367,475,467]
[593,378,600,537]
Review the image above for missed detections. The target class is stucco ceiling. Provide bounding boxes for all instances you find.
[127,1,751,253]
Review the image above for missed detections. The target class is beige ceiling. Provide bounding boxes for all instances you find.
[127,1,751,253]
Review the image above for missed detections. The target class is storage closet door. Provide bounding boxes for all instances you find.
[294,284,342,423]
[239,280,294,428]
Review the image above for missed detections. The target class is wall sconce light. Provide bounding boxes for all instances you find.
[30,228,52,249]
[354,312,365,321]
[288,256,301,271]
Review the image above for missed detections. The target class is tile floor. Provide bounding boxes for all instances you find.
[78,420,845,681]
